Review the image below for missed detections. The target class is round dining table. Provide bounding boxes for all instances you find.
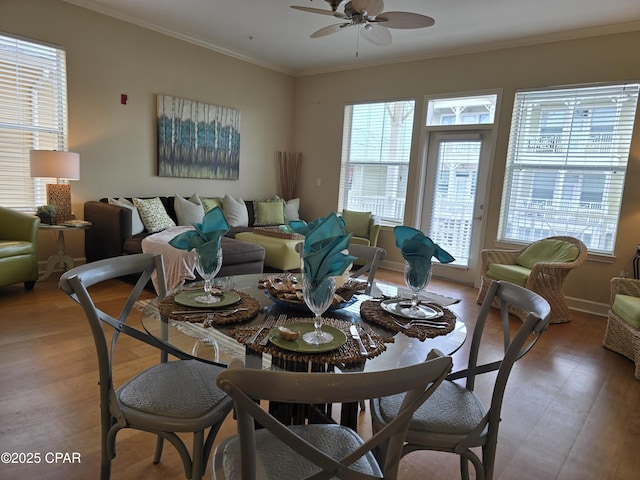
[141,273,467,427]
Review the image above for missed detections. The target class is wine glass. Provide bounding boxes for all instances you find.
[302,275,336,345]
[401,260,432,318]
[194,247,223,304]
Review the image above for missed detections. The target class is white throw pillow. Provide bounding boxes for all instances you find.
[284,197,300,222]
[222,194,249,227]
[108,197,145,235]
[174,194,205,226]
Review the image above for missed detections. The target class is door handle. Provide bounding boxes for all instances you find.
[474,215,483,220]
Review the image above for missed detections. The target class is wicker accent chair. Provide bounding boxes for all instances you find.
[476,236,588,324]
[603,277,640,380]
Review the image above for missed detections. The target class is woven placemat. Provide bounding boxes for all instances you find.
[229,317,390,366]
[158,290,260,325]
[360,300,456,341]
[253,226,305,240]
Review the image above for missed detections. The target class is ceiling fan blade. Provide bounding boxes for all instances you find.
[310,23,351,38]
[376,11,435,29]
[290,6,346,19]
[352,0,384,17]
[360,24,392,46]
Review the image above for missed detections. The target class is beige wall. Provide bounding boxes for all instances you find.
[293,31,640,309]
[2,1,639,311]
[0,0,295,263]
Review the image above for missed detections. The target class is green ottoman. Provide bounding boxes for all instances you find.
[235,231,302,271]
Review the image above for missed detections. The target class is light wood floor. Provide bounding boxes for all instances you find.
[1,270,639,480]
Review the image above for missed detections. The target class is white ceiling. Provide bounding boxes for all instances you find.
[62,0,640,75]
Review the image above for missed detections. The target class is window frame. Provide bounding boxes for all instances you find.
[337,99,416,226]
[497,81,639,256]
[0,32,69,212]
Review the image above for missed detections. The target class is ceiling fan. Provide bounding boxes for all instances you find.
[291,0,435,46]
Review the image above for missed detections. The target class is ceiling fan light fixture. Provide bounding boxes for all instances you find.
[323,0,347,12]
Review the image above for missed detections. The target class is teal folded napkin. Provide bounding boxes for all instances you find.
[298,213,356,283]
[394,226,455,284]
[169,207,229,268]
[287,216,330,237]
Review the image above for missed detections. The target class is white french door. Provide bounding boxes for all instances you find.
[419,131,493,285]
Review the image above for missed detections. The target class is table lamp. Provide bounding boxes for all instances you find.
[30,150,80,223]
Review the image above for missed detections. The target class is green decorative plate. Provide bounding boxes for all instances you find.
[268,322,347,353]
[174,290,241,308]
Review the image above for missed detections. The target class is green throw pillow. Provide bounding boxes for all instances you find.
[254,199,286,226]
[516,239,579,269]
[201,196,223,213]
[133,197,176,233]
[342,210,371,238]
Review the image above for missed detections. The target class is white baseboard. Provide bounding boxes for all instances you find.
[567,296,608,318]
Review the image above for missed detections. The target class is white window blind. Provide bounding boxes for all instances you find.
[0,33,68,212]
[498,82,639,255]
[338,100,415,225]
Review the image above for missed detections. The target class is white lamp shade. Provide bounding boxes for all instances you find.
[30,150,80,180]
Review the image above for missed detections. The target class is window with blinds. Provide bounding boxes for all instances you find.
[0,33,68,212]
[498,82,639,255]
[338,99,415,225]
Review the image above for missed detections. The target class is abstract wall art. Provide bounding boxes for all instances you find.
[157,95,241,179]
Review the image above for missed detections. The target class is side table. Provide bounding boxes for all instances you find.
[38,224,90,281]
